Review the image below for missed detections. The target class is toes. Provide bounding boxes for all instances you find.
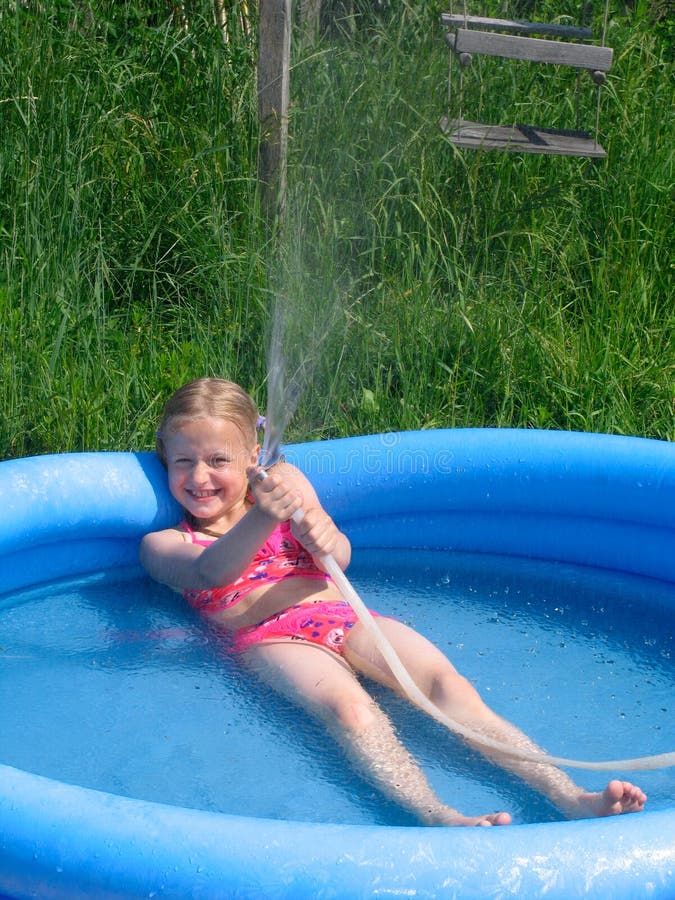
[480,812,512,827]
[495,811,512,825]
[605,780,646,813]
[606,779,628,802]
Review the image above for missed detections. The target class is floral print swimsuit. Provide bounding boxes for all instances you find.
[181,520,377,656]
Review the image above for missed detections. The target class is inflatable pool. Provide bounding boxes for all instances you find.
[0,428,673,899]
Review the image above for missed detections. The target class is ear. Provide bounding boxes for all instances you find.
[250,443,261,465]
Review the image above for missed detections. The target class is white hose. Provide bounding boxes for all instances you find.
[291,508,675,773]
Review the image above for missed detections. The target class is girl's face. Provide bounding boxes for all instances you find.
[163,417,259,528]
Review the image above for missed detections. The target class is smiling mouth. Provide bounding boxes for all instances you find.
[189,489,220,500]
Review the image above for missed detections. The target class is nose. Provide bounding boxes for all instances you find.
[190,459,211,485]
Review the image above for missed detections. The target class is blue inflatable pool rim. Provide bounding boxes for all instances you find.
[0,428,673,899]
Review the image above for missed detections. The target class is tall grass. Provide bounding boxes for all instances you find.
[0,0,672,458]
[286,0,673,439]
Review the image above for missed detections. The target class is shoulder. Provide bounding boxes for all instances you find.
[140,525,188,555]
[139,524,201,589]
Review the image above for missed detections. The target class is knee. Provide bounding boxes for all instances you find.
[329,695,377,732]
[430,669,485,713]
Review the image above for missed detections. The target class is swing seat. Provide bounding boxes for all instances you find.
[440,116,608,158]
[441,11,612,158]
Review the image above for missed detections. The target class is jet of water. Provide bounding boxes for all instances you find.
[259,290,311,467]
[259,236,346,467]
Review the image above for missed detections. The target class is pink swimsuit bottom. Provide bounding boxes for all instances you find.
[232,599,380,656]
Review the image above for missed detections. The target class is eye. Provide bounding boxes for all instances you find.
[210,455,231,468]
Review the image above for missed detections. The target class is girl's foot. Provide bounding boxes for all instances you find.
[424,806,512,827]
[566,779,646,819]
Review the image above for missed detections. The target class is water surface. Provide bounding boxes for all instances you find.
[1,550,672,826]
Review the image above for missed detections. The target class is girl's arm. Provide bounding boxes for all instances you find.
[140,471,304,591]
[140,504,281,592]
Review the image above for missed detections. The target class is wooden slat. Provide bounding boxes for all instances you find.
[440,116,607,158]
[453,28,613,70]
[441,14,593,40]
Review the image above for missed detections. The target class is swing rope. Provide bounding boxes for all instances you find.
[593,0,611,149]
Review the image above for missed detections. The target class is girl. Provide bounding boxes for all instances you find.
[140,377,646,826]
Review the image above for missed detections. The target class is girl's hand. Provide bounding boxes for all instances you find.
[246,466,303,522]
[291,506,339,559]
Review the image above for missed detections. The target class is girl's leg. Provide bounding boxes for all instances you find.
[243,639,511,826]
[343,619,646,820]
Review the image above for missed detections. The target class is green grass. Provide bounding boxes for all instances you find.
[1,0,672,458]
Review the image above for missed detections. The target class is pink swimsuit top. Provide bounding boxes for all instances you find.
[181,519,332,617]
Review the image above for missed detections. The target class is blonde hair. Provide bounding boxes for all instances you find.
[156,378,259,465]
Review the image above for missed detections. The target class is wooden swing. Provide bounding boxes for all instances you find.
[440,1,613,157]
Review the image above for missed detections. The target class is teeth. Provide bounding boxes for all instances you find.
[192,490,217,498]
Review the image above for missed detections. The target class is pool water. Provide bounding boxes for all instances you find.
[0,550,672,827]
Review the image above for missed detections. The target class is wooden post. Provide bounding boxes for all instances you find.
[257,0,291,226]
[299,0,322,42]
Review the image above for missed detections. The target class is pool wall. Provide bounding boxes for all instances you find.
[0,428,673,899]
